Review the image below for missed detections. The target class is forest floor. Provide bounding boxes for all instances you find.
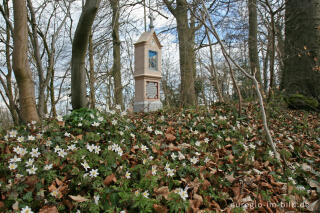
[0,102,319,212]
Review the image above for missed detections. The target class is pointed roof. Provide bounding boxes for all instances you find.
[134,29,162,48]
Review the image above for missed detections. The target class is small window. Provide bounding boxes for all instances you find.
[149,50,158,71]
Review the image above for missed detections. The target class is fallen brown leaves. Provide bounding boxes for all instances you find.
[153,204,168,213]
[38,206,59,213]
[48,178,68,199]
[154,186,170,199]
[68,195,88,202]
[103,173,117,186]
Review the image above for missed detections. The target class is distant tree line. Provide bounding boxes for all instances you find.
[0,0,319,124]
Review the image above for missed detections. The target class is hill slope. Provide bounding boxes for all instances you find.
[0,105,319,212]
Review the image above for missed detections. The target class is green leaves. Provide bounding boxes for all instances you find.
[22,191,33,202]
[166,193,189,213]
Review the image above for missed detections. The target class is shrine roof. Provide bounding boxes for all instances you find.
[134,29,162,47]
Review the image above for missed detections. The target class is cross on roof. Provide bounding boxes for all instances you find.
[148,13,155,31]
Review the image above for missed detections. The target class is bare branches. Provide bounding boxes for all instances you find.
[190,0,282,163]
[0,1,13,34]
[163,0,176,15]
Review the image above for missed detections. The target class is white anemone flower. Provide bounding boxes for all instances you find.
[81,161,90,171]
[8,130,18,138]
[94,145,101,154]
[141,145,148,152]
[142,191,149,198]
[30,148,41,158]
[25,158,34,167]
[54,146,61,153]
[27,135,35,141]
[50,189,60,198]
[21,206,34,213]
[8,163,17,170]
[89,169,99,178]
[26,165,38,175]
[92,122,100,127]
[112,120,118,125]
[46,140,52,147]
[166,168,175,177]
[17,136,24,143]
[171,153,177,160]
[190,157,198,164]
[125,171,131,179]
[64,132,71,137]
[151,165,157,175]
[86,144,95,152]
[67,144,77,151]
[178,152,185,160]
[177,188,188,200]
[44,164,53,170]
[57,149,67,158]
[155,130,162,135]
[268,150,274,157]
[9,155,21,163]
[94,195,100,205]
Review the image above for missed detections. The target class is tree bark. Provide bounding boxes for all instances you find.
[71,0,101,110]
[110,0,123,109]
[224,51,242,115]
[282,0,320,100]
[163,0,197,106]
[275,20,285,88]
[268,13,276,99]
[263,29,271,94]
[248,0,261,83]
[27,0,46,118]
[12,0,39,123]
[49,69,57,117]
[88,31,96,109]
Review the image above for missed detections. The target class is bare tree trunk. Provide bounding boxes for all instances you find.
[205,28,224,102]
[88,31,96,109]
[163,0,197,107]
[110,0,123,109]
[275,20,285,89]
[71,0,101,110]
[108,76,113,108]
[263,30,271,94]
[268,13,276,99]
[27,0,46,118]
[224,52,242,115]
[12,0,39,123]
[248,0,261,83]
[178,23,196,106]
[49,70,57,117]
[282,0,320,101]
